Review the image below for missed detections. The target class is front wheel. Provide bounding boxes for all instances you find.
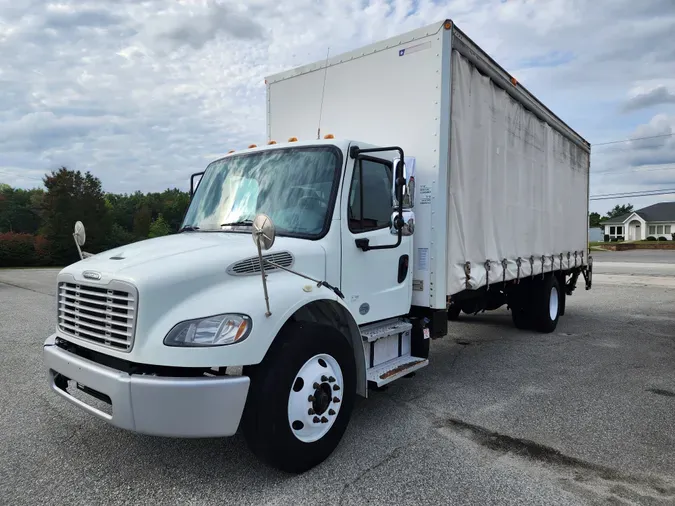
[242,322,356,473]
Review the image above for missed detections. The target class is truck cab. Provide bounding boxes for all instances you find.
[43,138,424,474]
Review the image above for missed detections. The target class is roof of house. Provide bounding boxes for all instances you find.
[602,202,675,224]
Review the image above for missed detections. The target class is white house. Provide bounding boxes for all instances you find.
[602,202,675,241]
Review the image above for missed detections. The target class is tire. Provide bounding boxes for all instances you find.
[510,284,533,330]
[532,275,560,333]
[242,321,356,473]
[448,305,461,321]
[511,304,532,329]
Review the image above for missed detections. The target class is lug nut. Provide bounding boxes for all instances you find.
[308,395,315,402]
[328,409,336,416]
[308,408,315,415]
[313,416,320,423]
[328,376,336,383]
[313,382,320,389]
[333,397,340,403]
[321,375,328,382]
[320,416,328,423]
[333,384,340,391]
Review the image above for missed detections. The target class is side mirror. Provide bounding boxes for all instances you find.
[190,171,205,198]
[73,221,94,260]
[393,157,415,208]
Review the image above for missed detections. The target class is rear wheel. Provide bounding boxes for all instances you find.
[448,305,461,321]
[510,284,533,330]
[242,322,356,473]
[532,275,560,333]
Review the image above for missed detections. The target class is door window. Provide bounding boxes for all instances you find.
[348,158,393,233]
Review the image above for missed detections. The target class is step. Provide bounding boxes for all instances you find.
[366,355,429,387]
[360,318,412,343]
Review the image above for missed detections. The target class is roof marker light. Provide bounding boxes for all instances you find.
[510,77,518,86]
[268,140,277,145]
[248,144,257,149]
[324,134,334,139]
[288,137,298,142]
[444,21,452,30]
[227,150,235,154]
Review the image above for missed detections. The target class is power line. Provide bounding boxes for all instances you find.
[593,132,675,147]
[591,188,675,198]
[591,165,675,176]
[590,188,675,201]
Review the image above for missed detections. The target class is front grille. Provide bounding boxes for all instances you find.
[227,251,294,276]
[57,281,137,352]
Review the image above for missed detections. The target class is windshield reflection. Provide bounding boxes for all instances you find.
[182,146,341,238]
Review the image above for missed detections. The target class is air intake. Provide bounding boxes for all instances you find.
[227,251,294,276]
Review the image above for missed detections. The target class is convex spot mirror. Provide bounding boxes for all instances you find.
[73,221,86,246]
[252,214,276,251]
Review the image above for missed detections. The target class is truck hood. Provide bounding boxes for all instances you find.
[61,232,327,288]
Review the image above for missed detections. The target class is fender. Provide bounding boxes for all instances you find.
[274,298,368,397]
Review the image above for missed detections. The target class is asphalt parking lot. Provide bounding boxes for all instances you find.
[1,252,674,506]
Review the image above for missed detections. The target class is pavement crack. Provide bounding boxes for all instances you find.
[646,387,675,398]
[0,280,55,297]
[439,417,675,501]
[449,344,465,370]
[338,438,423,505]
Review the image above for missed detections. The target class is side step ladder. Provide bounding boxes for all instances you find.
[360,318,429,388]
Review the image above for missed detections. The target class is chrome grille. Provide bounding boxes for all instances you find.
[227,251,294,276]
[57,281,137,351]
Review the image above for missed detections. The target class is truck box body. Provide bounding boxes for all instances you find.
[266,20,590,310]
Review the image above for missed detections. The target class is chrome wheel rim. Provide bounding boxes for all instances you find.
[549,286,559,321]
[288,353,344,443]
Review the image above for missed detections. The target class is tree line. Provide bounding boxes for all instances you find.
[588,204,634,228]
[1,166,636,267]
[0,167,190,267]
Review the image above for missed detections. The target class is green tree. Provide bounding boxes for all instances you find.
[589,212,602,228]
[148,213,171,238]
[133,205,152,238]
[0,186,44,234]
[42,167,112,265]
[606,204,633,219]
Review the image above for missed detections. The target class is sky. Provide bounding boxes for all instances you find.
[1,0,674,215]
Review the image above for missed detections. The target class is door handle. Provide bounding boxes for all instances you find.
[355,238,370,251]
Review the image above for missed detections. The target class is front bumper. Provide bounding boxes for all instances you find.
[43,335,250,438]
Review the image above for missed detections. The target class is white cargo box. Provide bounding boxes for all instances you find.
[266,20,590,310]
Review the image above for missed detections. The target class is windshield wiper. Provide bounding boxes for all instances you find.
[178,225,200,233]
[221,220,254,227]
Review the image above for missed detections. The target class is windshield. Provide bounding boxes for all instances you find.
[182,146,341,238]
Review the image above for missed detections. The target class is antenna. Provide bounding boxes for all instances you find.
[317,47,330,140]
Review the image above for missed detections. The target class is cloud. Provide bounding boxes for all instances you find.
[622,86,675,113]
[42,7,126,30]
[0,0,674,219]
[142,2,265,52]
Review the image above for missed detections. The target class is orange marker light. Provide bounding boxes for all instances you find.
[227,150,235,154]
[268,140,277,145]
[444,21,452,30]
[234,320,249,341]
[324,134,334,139]
[288,137,298,142]
[248,144,257,149]
[510,76,518,86]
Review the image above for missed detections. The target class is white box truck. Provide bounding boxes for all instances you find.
[43,20,592,473]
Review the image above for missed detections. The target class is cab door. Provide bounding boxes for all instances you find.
[340,150,413,325]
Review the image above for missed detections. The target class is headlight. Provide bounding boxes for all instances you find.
[163,313,252,347]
